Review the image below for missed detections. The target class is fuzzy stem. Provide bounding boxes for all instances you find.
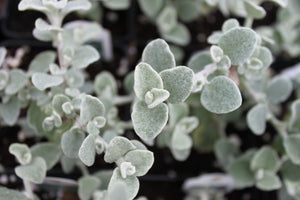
[244,17,254,28]
[76,162,89,176]
[23,180,34,200]
[113,95,134,106]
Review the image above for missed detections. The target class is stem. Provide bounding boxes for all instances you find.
[244,17,254,28]
[55,32,64,68]
[121,121,133,130]
[23,180,34,200]
[113,95,134,106]
[76,162,89,176]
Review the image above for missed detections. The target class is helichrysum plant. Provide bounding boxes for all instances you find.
[1,0,300,199]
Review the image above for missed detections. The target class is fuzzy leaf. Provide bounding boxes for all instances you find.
[171,125,192,150]
[247,104,268,135]
[157,6,177,33]
[71,45,99,69]
[102,0,130,10]
[28,51,56,73]
[18,0,47,12]
[169,103,188,128]
[244,0,266,19]
[104,136,136,163]
[142,39,175,72]
[80,95,105,124]
[160,66,194,104]
[32,72,63,90]
[0,97,20,126]
[15,157,47,184]
[0,187,28,200]
[0,47,7,66]
[266,0,287,7]
[201,76,242,114]
[171,148,191,161]
[5,69,28,95]
[124,150,154,177]
[105,182,128,200]
[187,51,212,73]
[281,160,300,182]
[31,142,61,170]
[290,99,300,132]
[161,23,190,46]
[78,176,101,200]
[62,0,91,16]
[284,134,300,165]
[94,71,117,97]
[134,62,163,100]
[222,19,239,33]
[215,139,239,169]
[107,168,139,200]
[218,27,257,65]
[61,129,85,158]
[132,101,168,141]
[0,71,9,90]
[228,159,255,188]
[251,147,279,172]
[145,88,170,109]
[177,117,199,134]
[61,155,76,174]
[177,0,200,22]
[52,94,71,115]
[79,135,96,166]
[138,0,163,18]
[252,46,273,69]
[266,76,292,104]
[256,171,281,191]
[210,45,224,63]
[9,143,32,165]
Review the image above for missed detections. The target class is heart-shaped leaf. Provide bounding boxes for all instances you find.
[218,27,257,65]
[187,51,212,73]
[134,62,163,100]
[247,104,268,135]
[145,88,170,109]
[160,66,194,104]
[71,45,99,69]
[80,95,105,124]
[244,0,266,19]
[138,0,164,18]
[52,94,71,115]
[31,142,61,170]
[28,51,56,73]
[250,146,280,172]
[79,135,96,166]
[228,158,255,188]
[266,76,292,104]
[222,19,239,33]
[107,168,139,200]
[124,150,154,177]
[94,71,117,97]
[256,171,281,191]
[201,76,242,114]
[171,125,192,150]
[284,134,300,165]
[157,6,177,33]
[161,23,191,46]
[142,39,175,72]
[104,136,136,163]
[61,129,85,158]
[215,139,239,169]
[0,97,20,126]
[5,69,28,95]
[78,176,101,200]
[32,72,63,90]
[15,157,47,184]
[9,143,32,165]
[132,101,168,141]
